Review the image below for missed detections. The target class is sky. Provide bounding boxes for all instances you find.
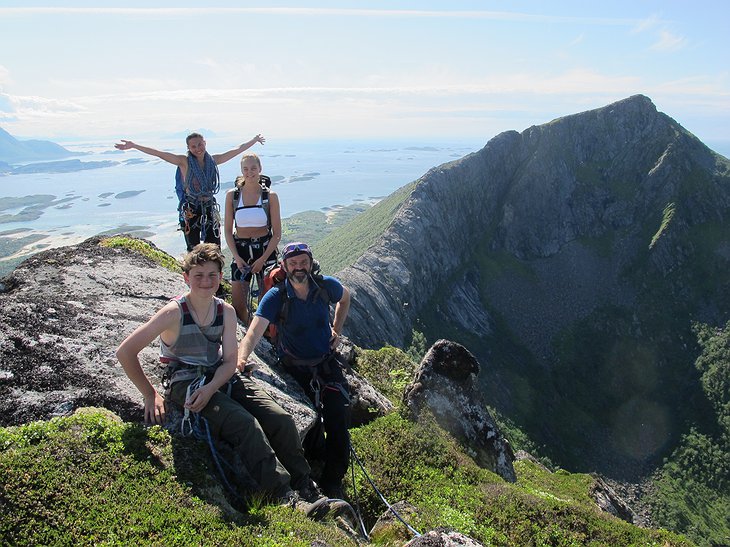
[1,1,728,153]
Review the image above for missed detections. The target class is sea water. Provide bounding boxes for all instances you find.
[0,137,483,272]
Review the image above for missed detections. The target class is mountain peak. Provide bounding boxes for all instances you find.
[338,94,730,477]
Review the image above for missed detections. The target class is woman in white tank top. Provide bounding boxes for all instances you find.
[224,154,282,323]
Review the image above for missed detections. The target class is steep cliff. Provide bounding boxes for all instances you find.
[339,95,730,475]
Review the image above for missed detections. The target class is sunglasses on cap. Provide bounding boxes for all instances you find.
[282,242,312,259]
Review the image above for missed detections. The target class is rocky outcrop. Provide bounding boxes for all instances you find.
[589,475,635,524]
[369,500,485,547]
[0,236,388,434]
[403,339,516,482]
[404,529,485,547]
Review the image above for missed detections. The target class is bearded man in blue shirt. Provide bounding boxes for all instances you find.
[238,242,352,500]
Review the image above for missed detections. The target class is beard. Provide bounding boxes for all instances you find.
[287,268,309,284]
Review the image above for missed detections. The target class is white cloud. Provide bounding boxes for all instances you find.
[651,30,688,52]
[631,13,663,34]
[0,6,640,26]
[0,92,85,118]
[0,65,11,87]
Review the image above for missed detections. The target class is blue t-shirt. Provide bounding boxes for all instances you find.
[256,276,344,359]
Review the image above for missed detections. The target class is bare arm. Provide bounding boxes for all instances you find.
[212,134,265,165]
[330,286,351,350]
[184,304,239,413]
[223,189,246,272]
[237,315,270,372]
[116,302,180,424]
[114,140,187,167]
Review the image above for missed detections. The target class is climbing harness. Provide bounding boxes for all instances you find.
[179,374,207,436]
[178,200,220,241]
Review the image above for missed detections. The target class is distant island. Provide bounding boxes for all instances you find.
[0,127,123,175]
[0,126,85,164]
[8,159,117,175]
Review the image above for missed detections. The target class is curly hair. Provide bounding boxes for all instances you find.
[180,243,225,273]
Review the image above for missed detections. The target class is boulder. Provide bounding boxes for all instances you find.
[0,236,389,437]
[404,339,516,482]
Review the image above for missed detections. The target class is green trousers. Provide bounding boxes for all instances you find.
[170,374,311,498]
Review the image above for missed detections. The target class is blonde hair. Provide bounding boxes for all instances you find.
[235,154,263,189]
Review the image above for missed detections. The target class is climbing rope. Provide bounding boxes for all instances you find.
[348,438,422,538]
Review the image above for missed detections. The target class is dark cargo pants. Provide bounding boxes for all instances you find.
[169,373,311,497]
[283,354,351,491]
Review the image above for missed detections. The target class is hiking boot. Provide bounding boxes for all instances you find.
[296,480,324,503]
[280,490,328,520]
[280,490,351,521]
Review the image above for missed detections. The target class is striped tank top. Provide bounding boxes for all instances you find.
[160,295,225,382]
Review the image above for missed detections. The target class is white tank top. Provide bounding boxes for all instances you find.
[234,192,268,228]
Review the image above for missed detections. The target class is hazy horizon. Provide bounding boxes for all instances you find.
[1,2,728,151]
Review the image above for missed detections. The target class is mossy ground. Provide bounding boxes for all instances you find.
[1,404,692,547]
[100,236,182,273]
[0,408,355,546]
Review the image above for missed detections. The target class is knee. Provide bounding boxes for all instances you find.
[215,407,260,446]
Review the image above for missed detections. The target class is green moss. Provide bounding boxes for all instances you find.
[348,413,692,546]
[100,236,182,273]
[0,407,695,546]
[0,410,355,546]
[355,346,417,408]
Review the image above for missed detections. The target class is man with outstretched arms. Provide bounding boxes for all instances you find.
[115,133,264,250]
[238,241,352,499]
[116,243,336,516]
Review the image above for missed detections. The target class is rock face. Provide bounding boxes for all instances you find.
[403,339,516,482]
[589,475,635,524]
[339,94,730,475]
[340,94,730,351]
[0,236,388,435]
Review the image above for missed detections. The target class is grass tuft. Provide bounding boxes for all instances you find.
[100,236,182,273]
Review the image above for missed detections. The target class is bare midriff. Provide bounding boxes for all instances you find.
[236,225,270,239]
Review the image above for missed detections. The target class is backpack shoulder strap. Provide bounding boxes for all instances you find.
[261,183,271,231]
[276,281,291,325]
[311,275,331,305]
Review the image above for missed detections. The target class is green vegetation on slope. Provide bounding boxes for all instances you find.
[355,346,418,408]
[313,181,416,274]
[101,236,182,273]
[648,321,730,547]
[348,412,691,546]
[281,202,370,247]
[0,408,354,546]
[1,342,696,547]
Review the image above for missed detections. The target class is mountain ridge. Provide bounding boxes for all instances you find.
[337,94,730,479]
[340,94,729,349]
[0,126,79,163]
